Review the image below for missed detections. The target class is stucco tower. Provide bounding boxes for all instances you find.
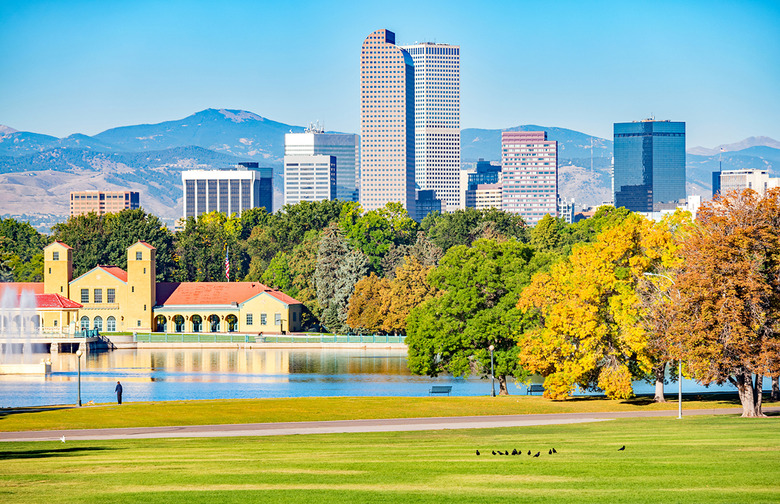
[126,241,156,331]
[43,241,73,296]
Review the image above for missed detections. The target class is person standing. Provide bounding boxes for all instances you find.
[115,381,123,405]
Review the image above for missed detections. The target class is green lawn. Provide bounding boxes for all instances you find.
[0,393,757,432]
[1,415,778,503]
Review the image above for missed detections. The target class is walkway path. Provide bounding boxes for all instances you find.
[2,406,776,442]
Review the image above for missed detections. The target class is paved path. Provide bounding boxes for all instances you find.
[2,406,776,442]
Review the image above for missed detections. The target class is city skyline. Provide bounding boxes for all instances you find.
[1,0,778,148]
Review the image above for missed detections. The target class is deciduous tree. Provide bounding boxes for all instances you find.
[670,189,780,417]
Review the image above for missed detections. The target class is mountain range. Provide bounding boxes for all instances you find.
[1,108,778,230]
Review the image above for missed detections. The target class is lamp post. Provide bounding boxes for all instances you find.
[643,272,682,419]
[488,344,495,397]
[75,348,83,407]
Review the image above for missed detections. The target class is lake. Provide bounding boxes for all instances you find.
[0,348,769,408]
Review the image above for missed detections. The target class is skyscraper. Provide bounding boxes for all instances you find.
[501,131,558,225]
[283,155,337,205]
[360,29,416,217]
[613,120,686,212]
[284,126,359,202]
[181,162,273,219]
[401,42,461,212]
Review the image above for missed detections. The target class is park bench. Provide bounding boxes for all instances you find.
[429,385,452,396]
[527,384,545,395]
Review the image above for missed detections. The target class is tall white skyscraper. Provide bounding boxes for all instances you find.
[360,29,416,216]
[284,127,359,202]
[501,131,558,225]
[401,42,461,212]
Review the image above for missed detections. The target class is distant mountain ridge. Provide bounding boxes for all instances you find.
[1,109,778,228]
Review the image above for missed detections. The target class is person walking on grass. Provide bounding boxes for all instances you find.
[115,381,123,405]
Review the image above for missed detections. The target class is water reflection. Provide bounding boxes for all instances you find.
[0,348,771,408]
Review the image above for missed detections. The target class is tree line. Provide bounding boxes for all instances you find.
[1,192,778,415]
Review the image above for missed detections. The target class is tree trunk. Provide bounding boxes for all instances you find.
[498,375,509,395]
[653,363,666,403]
[772,376,779,401]
[731,372,766,417]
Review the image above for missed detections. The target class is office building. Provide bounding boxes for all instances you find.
[70,191,139,217]
[558,196,575,224]
[501,131,558,225]
[283,155,337,205]
[467,183,502,210]
[284,126,359,202]
[712,169,780,198]
[613,119,686,212]
[360,28,416,217]
[414,189,441,221]
[401,41,461,212]
[181,162,273,219]
[460,159,501,209]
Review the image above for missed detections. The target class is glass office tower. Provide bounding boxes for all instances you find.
[613,120,686,212]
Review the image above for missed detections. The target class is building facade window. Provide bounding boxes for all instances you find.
[94,289,102,303]
[107,288,115,303]
[93,316,103,331]
[52,251,59,261]
[80,316,89,330]
[81,289,89,304]
[136,251,142,260]
[107,316,116,331]
[246,313,253,325]
[275,313,282,326]
[261,313,267,325]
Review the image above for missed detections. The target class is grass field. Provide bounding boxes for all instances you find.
[1,415,778,503]
[0,393,760,432]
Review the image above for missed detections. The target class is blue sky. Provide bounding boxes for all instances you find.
[1,0,778,147]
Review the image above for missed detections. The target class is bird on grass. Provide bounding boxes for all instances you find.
[60,435,66,443]
[552,448,557,454]
[476,450,480,456]
[533,452,540,458]
[492,450,497,455]
[527,450,531,455]
[504,450,509,456]
[618,445,625,451]
[511,449,517,455]
[548,449,552,455]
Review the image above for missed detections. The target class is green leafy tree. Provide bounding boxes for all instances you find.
[421,207,528,251]
[406,239,549,395]
[339,202,418,274]
[174,212,244,281]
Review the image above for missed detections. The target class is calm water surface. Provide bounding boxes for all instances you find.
[0,348,766,408]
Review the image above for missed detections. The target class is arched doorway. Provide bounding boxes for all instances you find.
[174,315,184,333]
[191,315,202,333]
[226,314,238,332]
[208,315,220,332]
[107,316,116,332]
[93,316,103,332]
[155,315,167,332]
[80,316,90,331]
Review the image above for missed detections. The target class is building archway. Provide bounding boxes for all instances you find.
[174,315,184,333]
[80,316,90,331]
[107,316,116,332]
[226,314,238,332]
[191,315,202,333]
[155,315,167,332]
[208,315,220,332]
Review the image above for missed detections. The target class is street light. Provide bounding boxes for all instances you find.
[75,348,83,407]
[643,272,682,419]
[488,344,495,397]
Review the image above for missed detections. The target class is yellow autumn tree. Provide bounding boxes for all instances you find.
[516,212,689,400]
[346,273,391,333]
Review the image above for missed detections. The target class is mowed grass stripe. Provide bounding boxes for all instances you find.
[0,416,778,503]
[0,393,759,432]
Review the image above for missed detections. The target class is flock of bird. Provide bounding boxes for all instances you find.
[476,446,626,456]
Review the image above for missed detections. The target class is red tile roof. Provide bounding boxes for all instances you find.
[0,282,44,295]
[96,266,128,282]
[156,282,301,306]
[45,241,72,250]
[36,294,82,309]
[134,241,156,250]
